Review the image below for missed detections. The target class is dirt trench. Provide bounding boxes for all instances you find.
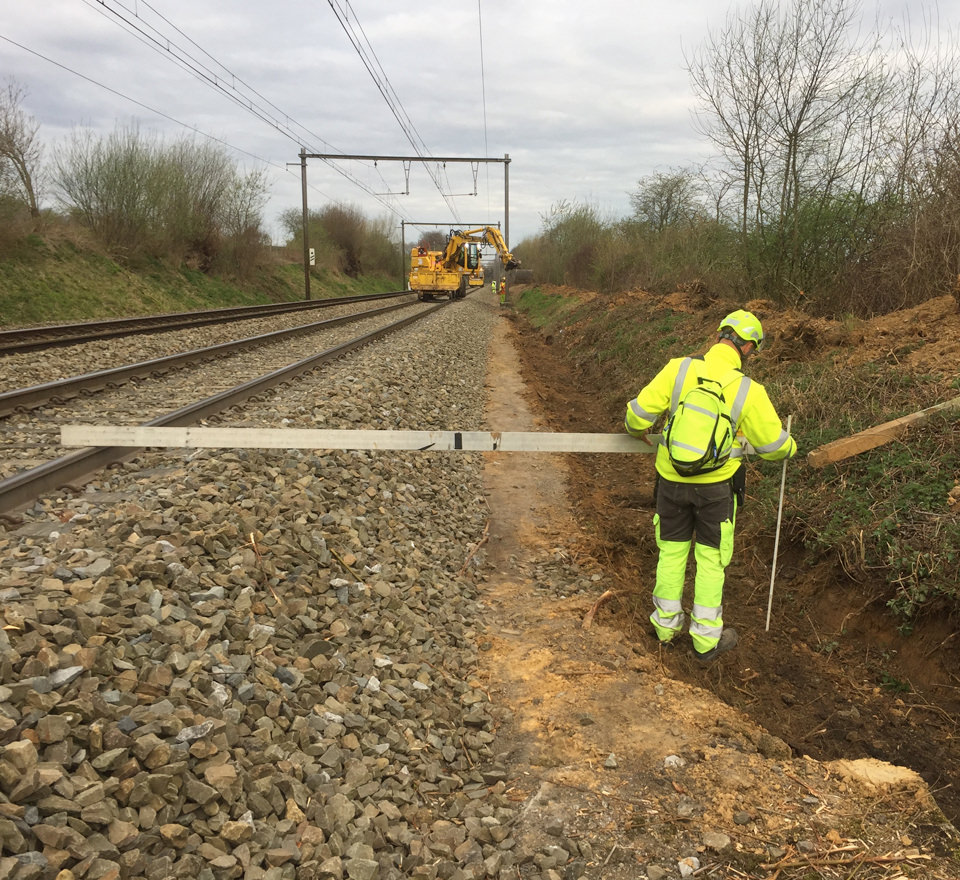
[498,304,960,830]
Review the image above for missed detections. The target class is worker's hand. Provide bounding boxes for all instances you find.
[639,432,653,447]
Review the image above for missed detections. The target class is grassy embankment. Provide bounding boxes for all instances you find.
[514,285,960,629]
[0,233,398,327]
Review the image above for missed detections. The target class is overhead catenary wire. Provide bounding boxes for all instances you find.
[326,2,426,152]
[326,0,463,225]
[1,41,404,236]
[84,0,334,152]
[477,0,491,218]
[113,0,316,144]
[91,0,493,230]
[0,35,279,171]
[0,32,349,216]
[83,0,418,222]
[10,2,496,232]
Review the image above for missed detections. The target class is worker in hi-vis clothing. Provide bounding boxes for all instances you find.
[499,279,506,307]
[623,310,796,663]
[491,279,497,297]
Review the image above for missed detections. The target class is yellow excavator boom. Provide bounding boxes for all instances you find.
[452,227,520,270]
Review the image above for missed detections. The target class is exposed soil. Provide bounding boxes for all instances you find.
[477,289,960,877]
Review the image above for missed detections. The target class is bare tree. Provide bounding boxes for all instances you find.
[687,2,777,277]
[55,126,269,269]
[629,168,704,232]
[417,230,447,251]
[0,78,43,218]
[55,127,156,253]
[221,168,269,241]
[687,0,892,300]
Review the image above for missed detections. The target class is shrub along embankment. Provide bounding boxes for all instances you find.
[513,284,960,632]
[0,233,398,328]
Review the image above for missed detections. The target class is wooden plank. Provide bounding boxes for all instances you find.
[61,425,667,454]
[807,395,960,468]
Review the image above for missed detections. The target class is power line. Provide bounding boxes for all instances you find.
[477,0,491,219]
[85,0,415,221]
[327,0,463,223]
[89,0,490,229]
[0,33,277,169]
[325,5,439,173]
[0,32,363,223]
[85,0,333,153]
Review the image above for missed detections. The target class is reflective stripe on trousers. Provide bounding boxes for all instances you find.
[689,540,729,653]
[650,520,688,641]
[649,483,737,652]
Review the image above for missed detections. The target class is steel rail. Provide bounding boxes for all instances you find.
[0,301,446,516]
[0,300,417,418]
[0,290,411,354]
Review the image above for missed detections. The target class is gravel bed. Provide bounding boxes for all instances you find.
[0,294,576,880]
[0,302,433,479]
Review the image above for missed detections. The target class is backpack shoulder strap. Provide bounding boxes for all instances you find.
[670,356,703,413]
[718,368,752,428]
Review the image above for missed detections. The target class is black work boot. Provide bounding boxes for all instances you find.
[694,627,738,663]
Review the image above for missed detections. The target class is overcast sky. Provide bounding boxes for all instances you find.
[1,0,953,247]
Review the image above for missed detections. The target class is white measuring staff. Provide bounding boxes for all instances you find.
[62,425,759,454]
[61,425,690,453]
[764,414,793,631]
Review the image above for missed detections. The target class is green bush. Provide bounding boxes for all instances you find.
[53,127,270,275]
[278,204,398,279]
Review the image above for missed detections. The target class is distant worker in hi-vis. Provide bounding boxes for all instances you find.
[623,310,796,663]
[499,279,506,307]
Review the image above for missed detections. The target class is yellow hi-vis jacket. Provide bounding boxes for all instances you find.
[624,342,796,483]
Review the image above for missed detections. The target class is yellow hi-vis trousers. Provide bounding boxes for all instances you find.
[649,480,737,653]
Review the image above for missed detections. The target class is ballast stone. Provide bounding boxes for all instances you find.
[0,298,574,877]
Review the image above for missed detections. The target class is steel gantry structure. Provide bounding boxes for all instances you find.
[296,151,511,299]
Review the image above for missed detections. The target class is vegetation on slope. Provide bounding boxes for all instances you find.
[0,229,398,328]
[0,90,404,325]
[514,284,960,628]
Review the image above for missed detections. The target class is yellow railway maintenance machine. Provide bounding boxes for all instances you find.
[409,226,519,301]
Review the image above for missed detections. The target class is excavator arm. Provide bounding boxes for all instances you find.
[444,227,520,271]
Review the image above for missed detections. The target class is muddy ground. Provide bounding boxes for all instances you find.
[477,293,960,879]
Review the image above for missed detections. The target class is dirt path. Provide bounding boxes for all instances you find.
[477,299,960,879]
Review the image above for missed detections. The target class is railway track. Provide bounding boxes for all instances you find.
[0,291,533,880]
[0,290,410,354]
[0,300,416,418]
[0,296,446,516]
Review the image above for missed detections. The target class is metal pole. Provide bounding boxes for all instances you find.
[299,149,311,301]
[400,222,406,289]
[765,414,793,631]
[503,153,510,249]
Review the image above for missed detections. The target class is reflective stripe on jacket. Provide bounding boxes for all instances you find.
[624,342,796,483]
